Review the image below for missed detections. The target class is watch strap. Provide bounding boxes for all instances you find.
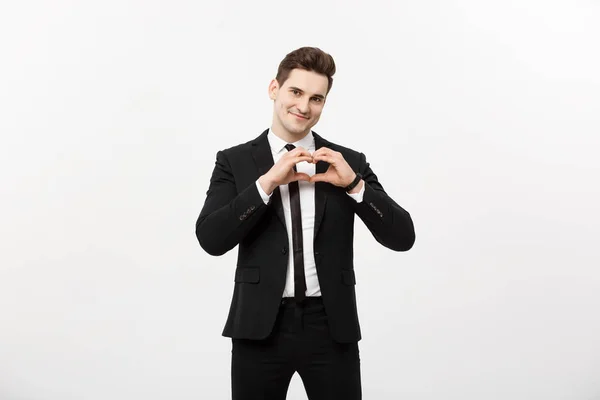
[345,173,363,192]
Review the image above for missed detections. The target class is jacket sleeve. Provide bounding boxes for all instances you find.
[353,152,415,251]
[195,150,270,256]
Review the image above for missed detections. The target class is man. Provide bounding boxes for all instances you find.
[196,46,415,400]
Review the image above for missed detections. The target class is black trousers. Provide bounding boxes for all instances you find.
[231,297,362,400]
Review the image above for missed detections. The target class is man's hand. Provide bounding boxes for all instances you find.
[310,147,363,193]
[258,146,313,195]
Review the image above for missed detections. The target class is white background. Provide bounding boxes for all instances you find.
[1,0,599,399]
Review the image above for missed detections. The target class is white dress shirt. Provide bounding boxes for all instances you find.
[255,129,365,298]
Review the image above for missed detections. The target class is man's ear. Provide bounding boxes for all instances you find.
[268,79,278,100]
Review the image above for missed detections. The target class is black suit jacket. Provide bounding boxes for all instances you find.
[196,129,415,343]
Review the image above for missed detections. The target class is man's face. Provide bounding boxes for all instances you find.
[269,68,328,138]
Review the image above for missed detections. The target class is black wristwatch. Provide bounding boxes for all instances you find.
[344,173,363,192]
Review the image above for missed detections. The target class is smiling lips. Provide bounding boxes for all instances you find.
[290,112,309,120]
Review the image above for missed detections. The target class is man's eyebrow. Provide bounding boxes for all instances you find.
[289,86,326,99]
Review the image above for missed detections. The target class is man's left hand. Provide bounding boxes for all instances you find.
[310,147,362,192]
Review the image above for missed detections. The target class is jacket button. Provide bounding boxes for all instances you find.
[281,247,288,255]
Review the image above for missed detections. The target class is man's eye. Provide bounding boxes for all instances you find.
[292,90,300,95]
[312,98,322,103]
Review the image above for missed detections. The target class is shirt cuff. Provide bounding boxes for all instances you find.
[346,182,365,203]
[256,179,272,204]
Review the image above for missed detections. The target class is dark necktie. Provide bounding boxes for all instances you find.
[284,144,307,303]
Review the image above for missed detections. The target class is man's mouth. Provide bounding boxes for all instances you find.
[290,112,309,120]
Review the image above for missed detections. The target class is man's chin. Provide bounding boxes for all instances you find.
[284,124,310,135]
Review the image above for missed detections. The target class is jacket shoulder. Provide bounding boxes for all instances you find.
[328,141,361,157]
[218,138,254,157]
[216,129,267,158]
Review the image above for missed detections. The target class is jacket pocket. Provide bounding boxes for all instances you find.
[341,269,356,285]
[235,267,260,283]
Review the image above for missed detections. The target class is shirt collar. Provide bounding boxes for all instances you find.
[268,128,315,154]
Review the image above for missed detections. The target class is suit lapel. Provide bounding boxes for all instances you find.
[313,132,328,240]
[251,129,286,228]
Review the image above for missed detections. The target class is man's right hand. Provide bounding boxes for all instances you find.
[258,146,313,195]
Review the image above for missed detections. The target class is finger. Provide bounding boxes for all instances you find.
[287,156,314,165]
[313,147,341,159]
[312,154,336,165]
[311,147,328,158]
[286,152,313,163]
[293,172,311,182]
[309,173,330,183]
[290,147,312,157]
[313,146,331,154]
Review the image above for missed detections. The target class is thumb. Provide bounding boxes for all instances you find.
[309,173,327,183]
[293,172,311,182]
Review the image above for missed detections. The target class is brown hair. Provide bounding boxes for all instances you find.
[275,47,336,94]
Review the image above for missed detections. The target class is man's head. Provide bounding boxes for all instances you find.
[269,47,336,140]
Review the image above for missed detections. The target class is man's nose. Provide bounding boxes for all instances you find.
[296,99,310,114]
